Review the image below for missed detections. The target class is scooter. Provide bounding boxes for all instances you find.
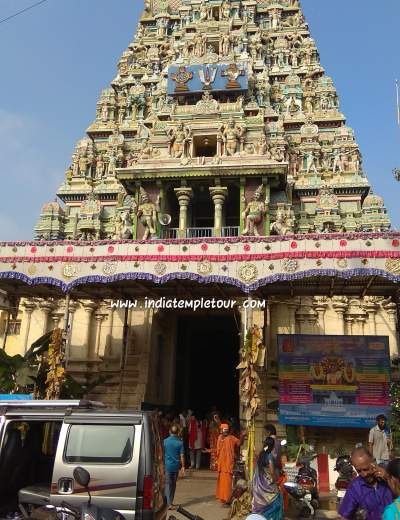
[334,454,356,502]
[284,481,317,519]
[284,454,319,518]
[25,467,124,520]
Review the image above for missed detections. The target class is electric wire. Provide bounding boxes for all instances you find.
[0,0,49,26]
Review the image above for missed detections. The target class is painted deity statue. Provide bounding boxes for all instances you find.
[223,119,245,156]
[136,187,160,240]
[242,185,268,236]
[167,123,191,159]
[271,206,294,235]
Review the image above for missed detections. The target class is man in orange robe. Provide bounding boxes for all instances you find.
[216,424,244,505]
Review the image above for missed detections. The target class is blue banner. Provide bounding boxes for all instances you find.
[168,63,248,95]
[0,394,33,400]
[278,335,391,428]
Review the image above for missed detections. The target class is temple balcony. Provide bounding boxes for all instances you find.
[160,226,240,239]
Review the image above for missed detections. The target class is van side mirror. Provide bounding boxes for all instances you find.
[73,466,91,488]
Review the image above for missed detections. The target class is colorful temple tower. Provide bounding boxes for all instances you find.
[34,0,390,240]
[1,0,398,454]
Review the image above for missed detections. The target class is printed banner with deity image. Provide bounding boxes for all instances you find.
[278,335,390,428]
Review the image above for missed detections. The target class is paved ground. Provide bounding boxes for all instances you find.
[173,469,226,519]
[172,469,339,520]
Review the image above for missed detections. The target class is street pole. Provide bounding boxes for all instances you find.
[394,81,400,181]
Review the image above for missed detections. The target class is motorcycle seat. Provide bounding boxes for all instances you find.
[18,484,50,506]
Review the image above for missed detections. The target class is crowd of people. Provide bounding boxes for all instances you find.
[160,411,400,519]
[160,409,286,516]
[158,407,242,510]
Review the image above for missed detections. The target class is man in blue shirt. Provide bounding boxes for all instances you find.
[339,447,394,520]
[163,424,185,510]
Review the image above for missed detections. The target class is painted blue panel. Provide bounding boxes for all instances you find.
[167,63,248,95]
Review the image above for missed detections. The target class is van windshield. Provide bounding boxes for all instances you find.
[65,424,134,464]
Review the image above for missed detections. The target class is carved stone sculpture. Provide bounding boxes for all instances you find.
[242,185,267,236]
[222,118,245,156]
[167,123,191,158]
[136,187,160,240]
[271,205,294,235]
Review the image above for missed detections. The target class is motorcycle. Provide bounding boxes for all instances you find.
[334,454,356,502]
[283,454,319,518]
[24,467,124,520]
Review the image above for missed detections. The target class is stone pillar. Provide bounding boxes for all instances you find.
[104,306,115,357]
[295,299,318,334]
[81,301,97,359]
[209,186,228,237]
[65,301,78,364]
[39,302,54,335]
[51,307,65,329]
[174,187,192,239]
[94,310,108,358]
[21,302,36,354]
[344,316,354,335]
[332,297,347,335]
[363,297,379,335]
[382,300,398,357]
[313,296,329,332]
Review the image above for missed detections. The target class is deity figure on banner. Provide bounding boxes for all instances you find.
[136,187,160,240]
[242,185,268,236]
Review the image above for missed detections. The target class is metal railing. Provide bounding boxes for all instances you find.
[186,227,213,238]
[160,228,179,239]
[221,226,240,237]
[159,226,240,239]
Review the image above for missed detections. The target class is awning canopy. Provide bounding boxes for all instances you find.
[0,232,399,300]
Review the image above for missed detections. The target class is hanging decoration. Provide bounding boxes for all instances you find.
[45,328,65,400]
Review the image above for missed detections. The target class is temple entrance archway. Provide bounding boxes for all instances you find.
[174,313,240,418]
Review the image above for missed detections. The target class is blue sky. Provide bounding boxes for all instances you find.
[0,0,399,240]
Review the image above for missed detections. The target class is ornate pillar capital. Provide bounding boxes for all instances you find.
[22,302,37,314]
[209,186,228,237]
[82,301,98,314]
[174,187,193,238]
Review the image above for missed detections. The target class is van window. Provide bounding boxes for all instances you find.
[65,425,134,464]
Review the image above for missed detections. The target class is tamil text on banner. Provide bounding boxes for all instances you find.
[278,335,390,428]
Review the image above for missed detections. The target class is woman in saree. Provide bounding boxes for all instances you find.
[252,437,284,520]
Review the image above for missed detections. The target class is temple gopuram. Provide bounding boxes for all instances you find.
[0,0,399,455]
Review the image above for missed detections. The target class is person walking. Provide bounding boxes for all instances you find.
[338,447,394,520]
[188,413,207,470]
[164,425,185,510]
[369,414,392,465]
[216,423,245,506]
[252,437,284,519]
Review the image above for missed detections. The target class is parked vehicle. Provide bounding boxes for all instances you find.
[25,466,126,520]
[334,455,355,502]
[284,454,319,518]
[0,400,167,520]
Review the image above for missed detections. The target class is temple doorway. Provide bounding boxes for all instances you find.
[174,314,240,419]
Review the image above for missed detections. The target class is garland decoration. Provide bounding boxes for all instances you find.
[45,328,65,400]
